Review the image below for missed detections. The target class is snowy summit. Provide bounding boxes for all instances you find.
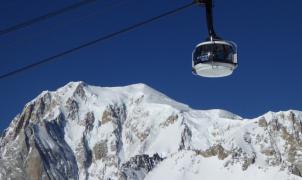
[0,81,302,180]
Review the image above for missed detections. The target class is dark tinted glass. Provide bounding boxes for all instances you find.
[213,44,234,61]
[193,43,235,65]
[193,45,211,65]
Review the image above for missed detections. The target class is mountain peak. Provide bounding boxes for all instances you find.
[54,81,190,112]
[1,82,302,180]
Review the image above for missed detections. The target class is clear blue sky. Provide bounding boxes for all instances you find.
[1,0,301,132]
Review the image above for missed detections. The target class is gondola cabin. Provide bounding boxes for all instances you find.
[192,0,238,78]
[192,40,238,78]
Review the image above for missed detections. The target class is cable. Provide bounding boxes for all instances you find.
[0,1,195,80]
[0,0,135,49]
[0,0,98,36]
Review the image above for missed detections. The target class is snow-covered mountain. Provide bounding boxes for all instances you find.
[0,81,302,180]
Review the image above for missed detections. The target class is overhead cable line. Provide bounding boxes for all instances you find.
[0,1,195,80]
[0,0,97,36]
[0,0,132,49]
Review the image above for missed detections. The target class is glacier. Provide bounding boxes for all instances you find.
[0,81,302,180]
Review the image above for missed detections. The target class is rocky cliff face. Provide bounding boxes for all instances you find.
[0,81,302,180]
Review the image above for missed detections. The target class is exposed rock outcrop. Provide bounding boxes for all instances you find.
[0,82,302,180]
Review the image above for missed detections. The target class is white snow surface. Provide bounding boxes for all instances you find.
[2,81,302,180]
[145,151,301,180]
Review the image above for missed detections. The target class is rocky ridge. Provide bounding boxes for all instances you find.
[0,81,302,180]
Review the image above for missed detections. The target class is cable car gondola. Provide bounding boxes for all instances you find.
[192,0,238,78]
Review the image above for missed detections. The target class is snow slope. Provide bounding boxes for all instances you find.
[0,81,302,180]
[146,151,301,180]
